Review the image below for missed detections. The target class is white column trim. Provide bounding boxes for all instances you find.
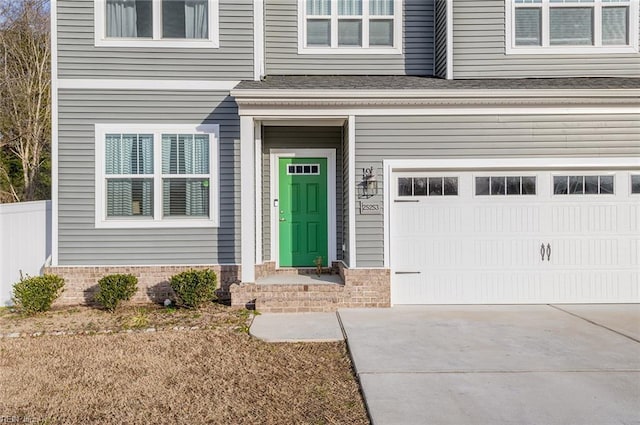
[238,107,640,117]
[384,157,640,171]
[254,0,265,80]
[383,160,391,269]
[51,0,59,266]
[254,120,263,264]
[57,79,240,91]
[348,115,357,268]
[240,116,256,282]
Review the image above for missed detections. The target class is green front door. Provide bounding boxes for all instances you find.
[278,158,329,267]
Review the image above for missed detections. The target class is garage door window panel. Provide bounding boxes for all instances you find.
[631,175,640,194]
[554,175,615,195]
[397,176,458,197]
[476,176,537,196]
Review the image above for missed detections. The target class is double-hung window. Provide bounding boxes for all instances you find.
[94,0,219,47]
[506,0,639,53]
[300,0,403,54]
[95,124,219,228]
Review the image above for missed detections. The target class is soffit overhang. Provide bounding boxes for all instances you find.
[230,76,640,114]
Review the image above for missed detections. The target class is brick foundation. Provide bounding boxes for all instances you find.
[44,265,240,306]
[230,263,390,312]
[44,262,389,312]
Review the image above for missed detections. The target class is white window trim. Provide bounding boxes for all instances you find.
[297,0,403,54]
[95,123,220,229]
[505,0,640,54]
[94,0,219,48]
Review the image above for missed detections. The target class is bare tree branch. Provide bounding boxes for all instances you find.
[0,0,51,202]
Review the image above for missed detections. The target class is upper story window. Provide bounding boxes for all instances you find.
[299,0,403,54]
[94,0,219,48]
[506,0,640,54]
[95,124,219,229]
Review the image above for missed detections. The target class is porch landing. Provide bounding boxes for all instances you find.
[256,274,343,285]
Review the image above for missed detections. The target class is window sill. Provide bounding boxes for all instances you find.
[94,39,220,49]
[297,46,403,55]
[95,218,218,229]
[505,45,639,55]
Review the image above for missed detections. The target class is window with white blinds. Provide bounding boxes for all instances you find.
[95,124,219,228]
[301,0,402,53]
[105,133,154,217]
[161,134,210,218]
[507,0,638,53]
[96,0,219,48]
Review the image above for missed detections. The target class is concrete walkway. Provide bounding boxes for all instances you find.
[338,305,640,425]
[249,312,343,342]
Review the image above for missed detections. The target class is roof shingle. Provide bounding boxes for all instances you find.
[234,75,640,91]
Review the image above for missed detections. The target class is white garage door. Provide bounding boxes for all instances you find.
[390,169,640,304]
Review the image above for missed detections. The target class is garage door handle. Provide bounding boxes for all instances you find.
[395,271,421,275]
[395,199,419,203]
[546,244,551,261]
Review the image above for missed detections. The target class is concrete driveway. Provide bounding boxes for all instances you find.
[338,305,640,425]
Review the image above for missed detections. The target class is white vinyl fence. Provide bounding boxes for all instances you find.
[0,200,51,306]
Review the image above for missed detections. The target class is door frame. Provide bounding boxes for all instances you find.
[270,148,337,268]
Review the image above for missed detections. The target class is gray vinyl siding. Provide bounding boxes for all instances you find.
[57,0,253,80]
[261,126,343,263]
[355,114,640,267]
[434,0,448,78]
[265,0,434,75]
[452,0,640,78]
[57,89,239,265]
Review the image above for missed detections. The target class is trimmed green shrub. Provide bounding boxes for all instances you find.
[169,269,217,309]
[95,274,138,312]
[12,274,65,314]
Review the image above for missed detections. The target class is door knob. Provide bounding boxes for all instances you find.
[279,217,286,222]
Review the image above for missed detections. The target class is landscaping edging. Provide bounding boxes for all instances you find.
[0,313,255,339]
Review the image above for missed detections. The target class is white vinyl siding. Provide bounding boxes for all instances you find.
[506,0,640,54]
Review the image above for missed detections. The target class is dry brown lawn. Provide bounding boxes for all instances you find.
[0,305,369,424]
